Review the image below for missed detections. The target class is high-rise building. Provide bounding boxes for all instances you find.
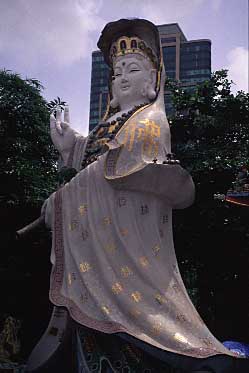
[89,51,110,132]
[89,23,211,132]
[158,24,211,116]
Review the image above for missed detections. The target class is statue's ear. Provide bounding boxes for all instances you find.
[150,69,157,87]
[147,69,157,100]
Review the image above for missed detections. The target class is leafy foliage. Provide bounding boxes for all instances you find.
[46,96,67,115]
[0,70,60,361]
[166,70,249,340]
[166,70,249,174]
[0,69,58,205]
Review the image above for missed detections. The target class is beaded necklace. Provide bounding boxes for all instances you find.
[81,102,180,171]
[81,103,147,170]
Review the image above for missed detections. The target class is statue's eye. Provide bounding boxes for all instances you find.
[130,69,139,73]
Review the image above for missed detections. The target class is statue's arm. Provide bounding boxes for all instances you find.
[104,113,194,209]
[50,107,86,171]
[16,196,54,238]
[40,193,56,230]
[106,162,195,209]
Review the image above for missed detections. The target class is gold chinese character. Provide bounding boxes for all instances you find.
[123,122,137,151]
[101,305,110,315]
[138,119,161,157]
[171,282,180,293]
[81,229,89,241]
[139,256,149,267]
[152,245,160,256]
[79,204,88,216]
[162,214,168,224]
[151,321,162,335]
[69,220,78,231]
[155,293,167,305]
[176,314,186,322]
[102,216,112,226]
[117,197,127,207]
[131,291,142,303]
[202,338,213,347]
[79,262,91,273]
[121,266,133,277]
[104,242,117,253]
[174,333,188,344]
[129,308,141,319]
[111,282,123,294]
[80,293,88,302]
[120,228,128,237]
[140,204,149,215]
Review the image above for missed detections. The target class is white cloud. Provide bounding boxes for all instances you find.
[139,0,204,25]
[226,47,249,93]
[0,0,208,70]
[0,0,106,68]
[211,0,223,12]
[1,0,246,134]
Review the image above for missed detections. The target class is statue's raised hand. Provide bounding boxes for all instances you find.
[50,107,77,164]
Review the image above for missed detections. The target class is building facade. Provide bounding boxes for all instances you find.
[89,23,211,132]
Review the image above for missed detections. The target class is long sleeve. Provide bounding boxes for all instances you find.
[59,134,87,172]
[106,161,195,209]
[41,194,54,229]
[103,108,194,209]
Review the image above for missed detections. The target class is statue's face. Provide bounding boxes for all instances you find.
[112,54,156,110]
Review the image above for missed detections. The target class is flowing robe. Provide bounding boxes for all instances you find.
[45,105,235,359]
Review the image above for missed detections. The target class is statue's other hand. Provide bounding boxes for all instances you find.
[50,106,77,162]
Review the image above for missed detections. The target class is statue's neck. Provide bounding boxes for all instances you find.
[108,100,149,122]
[119,99,149,111]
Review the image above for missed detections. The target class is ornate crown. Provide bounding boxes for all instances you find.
[110,36,157,67]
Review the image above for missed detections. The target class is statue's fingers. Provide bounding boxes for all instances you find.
[64,106,70,123]
[55,120,63,135]
[55,109,63,135]
[60,121,69,130]
[56,108,62,122]
[50,114,56,132]
[50,113,62,135]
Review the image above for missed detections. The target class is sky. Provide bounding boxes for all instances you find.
[0,0,248,135]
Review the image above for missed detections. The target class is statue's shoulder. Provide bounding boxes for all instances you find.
[138,106,170,130]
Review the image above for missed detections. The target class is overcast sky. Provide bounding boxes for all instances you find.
[1,0,248,135]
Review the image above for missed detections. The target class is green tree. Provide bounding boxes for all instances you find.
[166,70,249,174]
[166,70,249,341]
[0,70,59,361]
[0,69,58,205]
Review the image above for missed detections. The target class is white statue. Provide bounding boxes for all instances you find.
[27,18,244,373]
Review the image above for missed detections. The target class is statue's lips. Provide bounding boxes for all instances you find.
[121,85,130,90]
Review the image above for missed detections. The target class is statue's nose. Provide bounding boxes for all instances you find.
[121,73,128,82]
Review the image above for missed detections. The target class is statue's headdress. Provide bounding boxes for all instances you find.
[97,18,161,69]
[97,19,164,120]
[109,35,158,68]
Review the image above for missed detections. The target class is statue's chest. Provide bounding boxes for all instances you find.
[81,104,147,170]
[81,116,128,169]
[81,123,115,169]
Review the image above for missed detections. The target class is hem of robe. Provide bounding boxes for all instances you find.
[49,188,240,361]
